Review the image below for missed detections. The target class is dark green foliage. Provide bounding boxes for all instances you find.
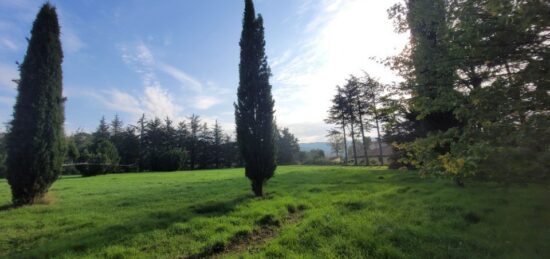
[277,128,300,165]
[6,4,65,206]
[386,0,550,181]
[158,149,187,172]
[235,0,277,196]
[0,134,6,179]
[299,149,331,165]
[78,139,120,177]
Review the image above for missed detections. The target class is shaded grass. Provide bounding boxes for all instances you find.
[0,166,548,258]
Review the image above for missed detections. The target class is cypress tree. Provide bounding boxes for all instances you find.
[235,0,276,197]
[6,3,65,206]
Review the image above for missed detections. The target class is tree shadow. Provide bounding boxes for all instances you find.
[9,190,253,258]
[0,203,13,212]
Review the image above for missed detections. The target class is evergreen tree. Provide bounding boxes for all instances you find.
[212,121,224,169]
[6,4,65,206]
[326,88,349,164]
[277,128,300,165]
[94,116,110,144]
[235,0,277,197]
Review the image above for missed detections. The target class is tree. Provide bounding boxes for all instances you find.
[341,81,360,165]
[326,129,344,160]
[326,88,349,164]
[6,4,65,206]
[277,127,300,165]
[387,0,550,181]
[0,134,6,178]
[360,74,387,165]
[235,0,277,197]
[188,114,201,170]
[94,117,110,144]
[212,121,224,168]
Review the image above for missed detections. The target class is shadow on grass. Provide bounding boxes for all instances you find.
[0,203,13,212]
[9,183,253,258]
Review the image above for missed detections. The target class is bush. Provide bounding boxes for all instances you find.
[78,140,120,177]
[157,149,187,172]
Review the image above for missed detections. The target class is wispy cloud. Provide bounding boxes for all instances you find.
[0,37,18,51]
[270,0,407,142]
[115,42,184,119]
[193,96,220,110]
[157,62,203,93]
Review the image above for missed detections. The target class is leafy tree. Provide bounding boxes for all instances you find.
[79,139,120,177]
[158,149,186,172]
[326,129,344,160]
[387,0,550,182]
[235,0,277,197]
[6,4,65,206]
[277,127,300,165]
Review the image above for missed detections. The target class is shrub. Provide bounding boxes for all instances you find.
[78,140,120,177]
[157,149,187,172]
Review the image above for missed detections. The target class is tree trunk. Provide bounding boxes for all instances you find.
[252,180,263,197]
[357,108,369,166]
[342,119,348,165]
[349,122,358,166]
[372,99,384,165]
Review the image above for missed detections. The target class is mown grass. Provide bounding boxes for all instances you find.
[0,166,548,258]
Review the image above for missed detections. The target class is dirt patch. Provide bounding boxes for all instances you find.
[186,212,303,259]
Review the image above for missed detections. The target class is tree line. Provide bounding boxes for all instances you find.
[61,114,300,176]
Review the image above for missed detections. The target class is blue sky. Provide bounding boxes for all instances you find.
[0,0,406,142]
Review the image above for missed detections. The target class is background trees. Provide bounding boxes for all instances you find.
[235,0,277,197]
[6,4,65,206]
[54,114,300,176]
[326,75,389,166]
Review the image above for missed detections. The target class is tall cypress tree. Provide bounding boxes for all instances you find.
[235,0,276,197]
[6,3,65,206]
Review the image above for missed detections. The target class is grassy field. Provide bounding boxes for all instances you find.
[0,166,549,258]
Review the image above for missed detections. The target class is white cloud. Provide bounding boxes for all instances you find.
[0,37,18,51]
[0,63,18,90]
[91,89,143,116]
[141,85,182,119]
[193,95,220,110]
[271,0,407,142]
[111,42,183,119]
[157,62,203,92]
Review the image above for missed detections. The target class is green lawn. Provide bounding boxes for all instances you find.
[0,166,548,258]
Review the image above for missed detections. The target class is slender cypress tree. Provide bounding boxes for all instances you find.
[235,0,276,197]
[6,3,65,206]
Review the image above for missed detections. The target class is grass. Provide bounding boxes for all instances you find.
[0,166,549,258]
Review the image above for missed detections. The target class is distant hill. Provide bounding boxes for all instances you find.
[299,142,333,157]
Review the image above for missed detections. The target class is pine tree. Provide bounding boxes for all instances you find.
[212,121,224,169]
[235,0,277,197]
[6,4,65,206]
[326,88,349,164]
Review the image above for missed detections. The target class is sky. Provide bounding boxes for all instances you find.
[0,0,407,143]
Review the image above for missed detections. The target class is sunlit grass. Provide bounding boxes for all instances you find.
[0,166,548,258]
